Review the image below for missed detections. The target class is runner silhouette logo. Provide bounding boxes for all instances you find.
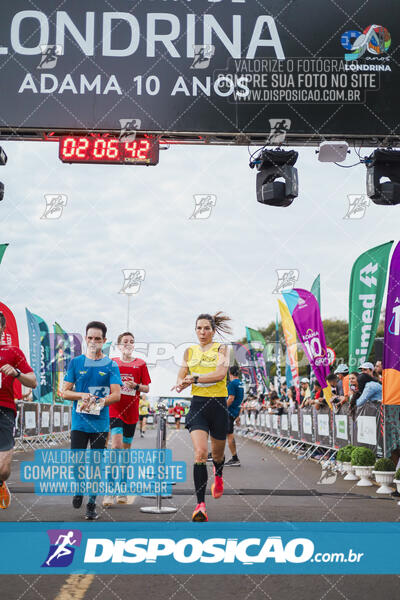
[42,529,82,568]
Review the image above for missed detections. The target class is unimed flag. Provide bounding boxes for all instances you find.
[282,289,330,394]
[383,241,400,404]
[349,242,392,370]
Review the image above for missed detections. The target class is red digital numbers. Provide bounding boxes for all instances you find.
[59,136,159,165]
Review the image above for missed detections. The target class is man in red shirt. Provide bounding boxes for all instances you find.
[0,311,37,508]
[103,331,151,507]
[173,402,184,430]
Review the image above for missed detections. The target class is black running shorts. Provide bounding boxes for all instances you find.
[110,417,136,441]
[0,407,15,451]
[185,396,229,440]
[227,414,237,435]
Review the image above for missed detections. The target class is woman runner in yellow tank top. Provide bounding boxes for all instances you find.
[172,312,231,522]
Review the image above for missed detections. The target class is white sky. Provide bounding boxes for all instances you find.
[0,140,397,392]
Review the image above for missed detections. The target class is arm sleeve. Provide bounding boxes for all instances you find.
[13,348,34,374]
[140,363,151,385]
[356,383,375,407]
[110,361,123,386]
[64,358,76,383]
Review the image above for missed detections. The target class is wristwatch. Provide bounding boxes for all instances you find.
[14,368,21,379]
[193,375,199,384]
[135,383,140,391]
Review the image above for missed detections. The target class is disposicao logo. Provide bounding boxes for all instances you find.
[83,536,314,565]
[42,529,82,568]
[341,25,391,61]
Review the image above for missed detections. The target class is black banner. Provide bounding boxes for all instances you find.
[0,1,398,143]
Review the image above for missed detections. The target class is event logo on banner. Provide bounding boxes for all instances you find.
[282,290,329,395]
[383,241,400,404]
[278,299,300,403]
[349,242,392,371]
[0,301,22,399]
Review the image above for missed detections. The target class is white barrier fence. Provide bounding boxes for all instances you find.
[238,403,384,458]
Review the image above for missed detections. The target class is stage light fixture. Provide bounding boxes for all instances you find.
[0,182,4,201]
[366,148,400,205]
[317,141,349,163]
[251,148,299,207]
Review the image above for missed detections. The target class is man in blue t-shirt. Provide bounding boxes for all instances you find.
[225,366,244,467]
[63,321,122,520]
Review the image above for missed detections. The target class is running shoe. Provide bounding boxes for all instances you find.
[102,496,114,508]
[211,475,224,499]
[116,496,128,504]
[206,452,213,462]
[85,502,99,520]
[192,502,208,522]
[225,458,241,467]
[0,481,11,509]
[72,495,83,509]
[391,489,400,497]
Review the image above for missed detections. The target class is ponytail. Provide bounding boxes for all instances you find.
[196,311,232,336]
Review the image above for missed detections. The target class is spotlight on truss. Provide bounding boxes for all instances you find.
[366,148,400,205]
[251,148,299,207]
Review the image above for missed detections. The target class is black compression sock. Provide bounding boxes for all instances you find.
[193,463,208,504]
[213,458,225,477]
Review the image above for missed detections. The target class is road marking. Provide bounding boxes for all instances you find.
[54,574,95,600]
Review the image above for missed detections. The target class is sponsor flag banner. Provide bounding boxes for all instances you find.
[0,243,8,264]
[25,308,42,403]
[33,314,53,404]
[275,316,282,395]
[0,522,399,574]
[383,241,400,404]
[278,299,300,403]
[285,351,293,388]
[245,327,269,391]
[282,290,330,405]
[0,301,22,399]
[311,274,321,309]
[53,322,71,404]
[349,242,392,370]
[232,342,257,394]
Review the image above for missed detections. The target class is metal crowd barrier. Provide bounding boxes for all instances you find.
[238,403,384,460]
[14,402,72,451]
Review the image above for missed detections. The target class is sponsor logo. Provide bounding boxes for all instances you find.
[344,195,370,219]
[84,536,315,565]
[42,529,81,568]
[341,25,391,61]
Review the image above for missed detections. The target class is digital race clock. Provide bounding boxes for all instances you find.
[59,136,159,165]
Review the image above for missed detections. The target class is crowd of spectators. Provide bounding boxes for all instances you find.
[240,359,384,418]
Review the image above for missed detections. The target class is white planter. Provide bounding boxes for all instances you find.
[342,462,358,481]
[353,465,374,486]
[372,471,396,494]
[335,460,343,474]
[393,479,400,493]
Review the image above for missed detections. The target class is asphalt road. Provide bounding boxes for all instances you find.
[1,426,399,599]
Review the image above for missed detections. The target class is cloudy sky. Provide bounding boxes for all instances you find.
[0,139,398,391]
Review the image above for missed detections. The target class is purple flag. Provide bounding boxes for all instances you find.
[282,289,330,390]
[383,241,400,405]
